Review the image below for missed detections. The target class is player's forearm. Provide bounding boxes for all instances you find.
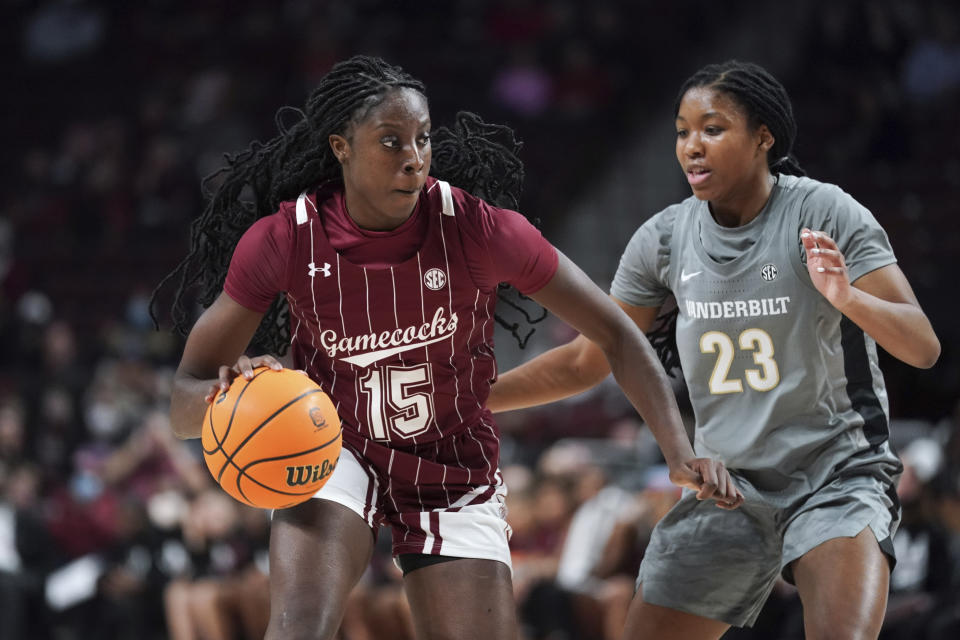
[168,294,264,438]
[488,335,610,412]
[603,329,695,467]
[170,373,215,439]
[838,290,940,368]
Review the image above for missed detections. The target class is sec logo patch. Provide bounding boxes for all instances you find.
[424,268,447,290]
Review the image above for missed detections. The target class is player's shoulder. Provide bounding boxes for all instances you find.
[642,196,695,234]
[274,198,300,222]
[241,200,298,247]
[412,176,482,219]
[619,199,691,264]
[433,178,529,240]
[777,174,857,208]
[779,175,870,229]
[441,179,499,218]
[659,197,696,221]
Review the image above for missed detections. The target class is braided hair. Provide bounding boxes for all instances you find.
[151,55,543,354]
[674,60,806,177]
[650,61,804,375]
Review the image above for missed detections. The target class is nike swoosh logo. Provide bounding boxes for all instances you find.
[680,270,703,282]
[340,333,452,367]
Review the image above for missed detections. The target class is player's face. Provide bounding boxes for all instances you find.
[331,87,432,231]
[675,87,773,219]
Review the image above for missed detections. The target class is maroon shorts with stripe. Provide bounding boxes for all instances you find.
[310,421,512,568]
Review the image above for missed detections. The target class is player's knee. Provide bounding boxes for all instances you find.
[266,602,342,640]
[803,612,882,640]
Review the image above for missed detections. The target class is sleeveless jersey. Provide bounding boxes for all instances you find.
[612,175,901,494]
[225,177,558,472]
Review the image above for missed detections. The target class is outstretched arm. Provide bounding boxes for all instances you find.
[516,253,741,507]
[487,301,658,412]
[802,229,940,368]
[170,293,283,438]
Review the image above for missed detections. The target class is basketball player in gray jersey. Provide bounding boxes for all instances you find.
[489,60,940,639]
[636,173,898,488]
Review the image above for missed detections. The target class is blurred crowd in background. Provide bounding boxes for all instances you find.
[1,1,959,638]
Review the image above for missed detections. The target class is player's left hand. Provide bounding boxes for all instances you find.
[669,458,744,509]
[801,229,853,310]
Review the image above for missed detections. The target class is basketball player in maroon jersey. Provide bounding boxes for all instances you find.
[154,56,742,639]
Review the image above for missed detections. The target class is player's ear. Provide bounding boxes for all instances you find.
[329,134,349,164]
[757,125,775,154]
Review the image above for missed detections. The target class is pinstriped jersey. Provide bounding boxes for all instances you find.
[224,178,558,467]
[612,175,901,495]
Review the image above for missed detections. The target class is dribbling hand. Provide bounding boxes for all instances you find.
[203,354,283,403]
[669,458,744,509]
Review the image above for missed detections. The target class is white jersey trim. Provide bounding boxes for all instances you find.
[296,192,309,225]
[439,180,455,216]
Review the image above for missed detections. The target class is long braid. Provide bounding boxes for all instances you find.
[430,112,546,347]
[431,112,524,210]
[152,55,545,354]
[650,60,804,375]
[647,306,681,376]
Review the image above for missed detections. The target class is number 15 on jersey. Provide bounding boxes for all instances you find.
[358,363,436,440]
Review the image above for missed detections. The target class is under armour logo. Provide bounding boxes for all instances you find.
[308,262,331,278]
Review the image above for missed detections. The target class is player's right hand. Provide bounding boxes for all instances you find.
[203,354,283,403]
[669,458,744,509]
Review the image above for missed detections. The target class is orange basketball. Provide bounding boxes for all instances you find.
[201,367,342,509]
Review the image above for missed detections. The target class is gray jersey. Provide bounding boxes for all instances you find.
[612,175,900,495]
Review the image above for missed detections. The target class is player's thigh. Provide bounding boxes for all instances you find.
[403,557,517,640]
[622,583,729,640]
[636,488,782,628]
[791,526,889,640]
[782,467,896,639]
[267,499,375,632]
[267,443,381,609]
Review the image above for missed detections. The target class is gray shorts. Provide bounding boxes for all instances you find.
[636,460,900,627]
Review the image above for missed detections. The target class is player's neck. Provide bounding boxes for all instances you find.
[342,189,417,232]
[708,173,775,228]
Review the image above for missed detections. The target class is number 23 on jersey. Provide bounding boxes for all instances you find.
[700,328,780,394]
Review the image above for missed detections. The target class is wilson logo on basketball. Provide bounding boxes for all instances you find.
[424,268,447,290]
[285,458,338,487]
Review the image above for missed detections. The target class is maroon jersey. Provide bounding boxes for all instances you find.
[225,178,557,493]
